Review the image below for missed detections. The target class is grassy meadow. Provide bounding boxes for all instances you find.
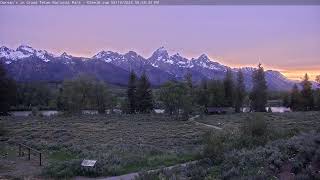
[0,114,205,178]
[0,111,320,179]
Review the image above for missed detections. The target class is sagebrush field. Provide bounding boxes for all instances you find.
[1,112,320,179]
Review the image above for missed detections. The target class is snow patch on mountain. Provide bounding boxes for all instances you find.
[93,51,114,59]
[0,45,55,62]
[17,45,36,54]
[0,46,32,61]
[191,54,227,71]
[60,52,72,59]
[0,45,297,90]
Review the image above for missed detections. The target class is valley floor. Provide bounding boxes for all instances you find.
[0,112,319,179]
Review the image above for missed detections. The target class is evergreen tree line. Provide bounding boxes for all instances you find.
[285,74,320,111]
[156,64,268,118]
[0,63,16,115]
[0,63,268,115]
[125,71,153,114]
[1,61,319,115]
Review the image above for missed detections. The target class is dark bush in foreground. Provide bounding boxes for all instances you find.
[203,131,228,163]
[136,159,213,180]
[43,159,82,178]
[237,114,269,148]
[203,114,271,158]
[158,132,320,180]
[0,122,7,136]
[221,132,320,179]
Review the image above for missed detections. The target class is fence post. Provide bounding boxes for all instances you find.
[18,144,21,157]
[28,148,30,160]
[39,153,42,166]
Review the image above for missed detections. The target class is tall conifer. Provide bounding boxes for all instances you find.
[127,71,137,114]
[235,70,246,113]
[136,72,153,113]
[301,73,314,111]
[250,64,267,112]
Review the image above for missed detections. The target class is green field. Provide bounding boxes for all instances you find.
[197,111,320,132]
[0,114,206,178]
[0,112,320,179]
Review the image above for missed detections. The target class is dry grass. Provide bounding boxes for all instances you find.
[197,111,320,133]
[1,112,320,178]
[3,114,205,153]
[1,114,207,177]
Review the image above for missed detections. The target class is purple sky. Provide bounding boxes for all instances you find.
[0,5,319,79]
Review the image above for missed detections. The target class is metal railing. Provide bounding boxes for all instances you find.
[18,143,42,166]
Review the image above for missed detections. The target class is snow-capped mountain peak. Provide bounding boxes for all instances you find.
[151,47,169,59]
[93,50,119,59]
[155,46,167,53]
[17,45,36,54]
[60,52,73,59]
[170,53,190,67]
[0,45,55,62]
[197,54,210,62]
[0,44,297,90]
[125,51,139,58]
[0,46,10,51]
[190,54,227,71]
[0,45,32,62]
[172,53,181,57]
[92,50,124,63]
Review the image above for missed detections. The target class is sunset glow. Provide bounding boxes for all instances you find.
[0,6,319,81]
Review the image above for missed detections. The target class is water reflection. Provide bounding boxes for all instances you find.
[8,107,291,117]
[242,107,291,113]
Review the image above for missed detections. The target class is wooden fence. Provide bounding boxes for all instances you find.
[18,143,42,166]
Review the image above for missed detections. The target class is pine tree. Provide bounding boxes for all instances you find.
[290,84,301,111]
[183,73,194,118]
[235,70,246,113]
[185,72,193,89]
[0,63,16,115]
[316,75,320,86]
[282,93,290,108]
[136,72,153,113]
[316,75,320,110]
[300,73,314,111]
[208,80,225,107]
[315,89,320,111]
[250,64,267,112]
[56,87,65,111]
[198,78,209,108]
[127,71,137,114]
[224,68,234,107]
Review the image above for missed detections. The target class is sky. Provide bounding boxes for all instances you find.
[0,5,319,80]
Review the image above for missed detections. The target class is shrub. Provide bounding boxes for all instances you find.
[203,131,235,163]
[242,114,267,137]
[220,132,320,179]
[43,159,82,178]
[136,159,213,180]
[237,114,268,148]
[31,106,39,116]
[0,122,6,136]
[204,131,225,160]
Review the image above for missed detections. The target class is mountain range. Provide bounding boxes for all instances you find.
[0,45,297,90]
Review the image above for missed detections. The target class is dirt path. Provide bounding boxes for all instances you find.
[74,160,201,180]
[75,173,138,180]
[188,115,223,130]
